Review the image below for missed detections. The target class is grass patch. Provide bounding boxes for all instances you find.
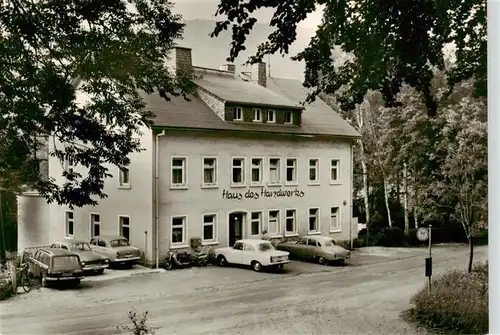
[407,261,488,334]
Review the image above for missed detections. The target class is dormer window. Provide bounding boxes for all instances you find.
[233,107,243,121]
[267,110,276,123]
[253,109,262,122]
[284,111,293,124]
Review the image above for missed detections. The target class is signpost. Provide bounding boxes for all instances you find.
[417,225,432,293]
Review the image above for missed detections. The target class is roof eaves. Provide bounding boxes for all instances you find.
[225,100,306,111]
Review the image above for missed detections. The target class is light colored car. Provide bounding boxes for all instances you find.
[276,235,350,265]
[51,240,109,274]
[26,248,84,287]
[89,235,140,268]
[215,239,290,272]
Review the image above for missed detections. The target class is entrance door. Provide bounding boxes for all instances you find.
[228,213,244,246]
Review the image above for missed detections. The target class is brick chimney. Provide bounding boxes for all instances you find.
[220,63,235,74]
[168,46,192,73]
[251,62,266,87]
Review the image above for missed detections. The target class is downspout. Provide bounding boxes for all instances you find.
[155,130,166,269]
[350,142,354,250]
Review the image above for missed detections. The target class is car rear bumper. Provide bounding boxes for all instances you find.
[112,256,140,264]
[47,275,84,281]
[269,260,290,266]
[83,264,108,272]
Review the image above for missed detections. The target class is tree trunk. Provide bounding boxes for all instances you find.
[403,163,409,234]
[382,171,392,227]
[359,140,370,231]
[468,237,474,273]
[0,189,5,266]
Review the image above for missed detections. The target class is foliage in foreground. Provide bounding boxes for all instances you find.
[0,277,13,301]
[408,262,488,334]
[116,309,159,335]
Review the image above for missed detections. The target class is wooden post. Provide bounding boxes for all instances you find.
[427,224,432,294]
[10,263,17,294]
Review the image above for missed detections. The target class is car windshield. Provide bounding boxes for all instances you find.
[258,242,274,252]
[110,239,130,247]
[72,243,92,251]
[52,256,81,271]
[322,239,336,247]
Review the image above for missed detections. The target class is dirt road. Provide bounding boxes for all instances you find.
[0,245,488,335]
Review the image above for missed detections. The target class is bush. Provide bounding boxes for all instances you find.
[408,261,488,334]
[0,279,13,301]
[116,309,159,335]
[378,226,405,246]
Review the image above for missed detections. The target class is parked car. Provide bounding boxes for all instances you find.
[26,248,85,287]
[214,239,290,272]
[276,235,351,265]
[89,235,140,268]
[51,240,109,274]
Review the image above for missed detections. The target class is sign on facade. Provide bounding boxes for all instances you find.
[222,188,305,200]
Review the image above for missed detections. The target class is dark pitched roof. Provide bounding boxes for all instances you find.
[145,74,360,138]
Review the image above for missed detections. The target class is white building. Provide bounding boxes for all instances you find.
[17,46,361,267]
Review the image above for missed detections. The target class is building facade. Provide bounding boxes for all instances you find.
[17,46,360,267]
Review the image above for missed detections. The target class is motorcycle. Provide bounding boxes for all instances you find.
[163,246,211,270]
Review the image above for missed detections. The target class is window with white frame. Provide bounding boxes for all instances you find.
[233,107,243,121]
[119,166,130,186]
[119,216,130,241]
[268,210,280,235]
[286,158,297,183]
[250,212,261,236]
[308,208,319,232]
[285,209,297,234]
[203,157,217,186]
[330,207,340,231]
[65,157,74,175]
[203,214,216,242]
[65,211,74,237]
[171,216,186,244]
[269,158,280,184]
[309,159,319,183]
[284,111,293,124]
[267,110,276,123]
[231,158,245,185]
[253,109,262,122]
[330,159,340,182]
[251,158,263,183]
[171,157,186,187]
[90,213,101,237]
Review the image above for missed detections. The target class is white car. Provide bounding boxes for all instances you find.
[215,239,290,272]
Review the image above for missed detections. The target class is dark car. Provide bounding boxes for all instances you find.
[26,248,85,287]
[276,235,350,265]
[89,235,140,268]
[51,240,109,274]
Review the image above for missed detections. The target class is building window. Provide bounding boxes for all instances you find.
[119,216,130,241]
[250,212,262,236]
[233,107,243,121]
[269,158,281,184]
[203,157,217,186]
[253,109,262,122]
[65,211,74,237]
[65,157,74,175]
[309,159,319,183]
[119,166,130,187]
[231,158,245,185]
[90,213,101,237]
[267,110,276,123]
[284,111,293,124]
[171,157,187,187]
[285,209,297,234]
[330,207,340,231]
[285,158,297,183]
[308,208,319,233]
[268,210,280,235]
[330,159,340,182]
[251,158,263,184]
[171,216,186,245]
[203,214,216,242]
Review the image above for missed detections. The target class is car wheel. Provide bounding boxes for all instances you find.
[218,255,228,267]
[252,261,262,272]
[317,256,327,265]
[41,273,48,287]
[74,279,81,287]
[96,269,105,275]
